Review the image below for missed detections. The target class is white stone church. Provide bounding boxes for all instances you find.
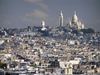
[67,11,84,29]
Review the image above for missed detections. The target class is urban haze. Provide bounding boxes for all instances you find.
[0,0,100,75]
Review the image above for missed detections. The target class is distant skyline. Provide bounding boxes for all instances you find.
[0,0,100,31]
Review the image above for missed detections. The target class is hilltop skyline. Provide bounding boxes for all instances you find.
[0,0,100,31]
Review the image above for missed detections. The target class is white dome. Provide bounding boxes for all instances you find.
[72,11,78,23]
[41,27,46,31]
[81,24,84,29]
[68,21,71,25]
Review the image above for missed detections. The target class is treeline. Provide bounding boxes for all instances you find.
[81,28,95,34]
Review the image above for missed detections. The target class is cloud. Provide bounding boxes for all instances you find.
[23,9,49,25]
[24,0,41,3]
[22,17,45,26]
[24,0,49,11]
[25,9,49,20]
[23,17,33,23]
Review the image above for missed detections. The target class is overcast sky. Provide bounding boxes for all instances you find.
[0,0,100,31]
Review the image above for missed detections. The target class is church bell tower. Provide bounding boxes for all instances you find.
[59,11,63,27]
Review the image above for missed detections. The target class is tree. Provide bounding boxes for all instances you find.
[72,29,78,34]
[31,64,37,67]
[81,28,95,34]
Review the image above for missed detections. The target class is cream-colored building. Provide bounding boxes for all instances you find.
[60,61,73,74]
[67,11,84,29]
[41,21,47,31]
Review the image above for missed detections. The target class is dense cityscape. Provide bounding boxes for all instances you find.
[0,11,100,75]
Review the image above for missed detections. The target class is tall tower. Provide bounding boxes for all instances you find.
[41,21,45,28]
[59,11,63,27]
[41,21,46,31]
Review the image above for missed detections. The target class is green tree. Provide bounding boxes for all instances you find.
[31,64,37,67]
[81,28,95,34]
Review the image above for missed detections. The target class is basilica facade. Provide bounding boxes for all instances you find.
[67,11,84,29]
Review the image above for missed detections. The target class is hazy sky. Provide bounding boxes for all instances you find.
[0,0,100,31]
